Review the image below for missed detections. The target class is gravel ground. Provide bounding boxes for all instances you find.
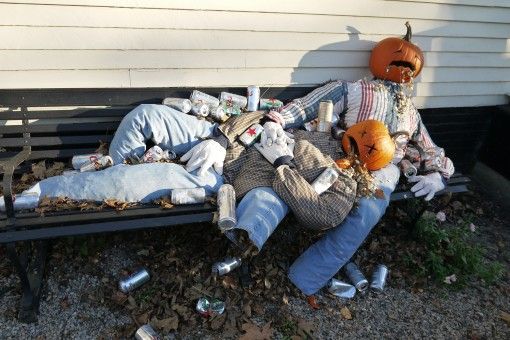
[0,183,509,339]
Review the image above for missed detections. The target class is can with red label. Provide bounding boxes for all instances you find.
[71,153,103,170]
[141,146,176,163]
[79,155,113,172]
[246,86,260,112]
[190,90,220,108]
[238,123,263,147]
[219,92,247,109]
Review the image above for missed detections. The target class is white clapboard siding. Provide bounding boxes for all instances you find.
[0,0,508,110]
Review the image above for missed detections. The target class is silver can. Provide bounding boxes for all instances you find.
[219,101,242,116]
[311,167,339,195]
[118,268,150,293]
[370,264,389,293]
[0,193,40,212]
[259,98,283,111]
[211,257,242,276]
[219,92,247,109]
[210,106,230,122]
[344,262,369,292]
[196,297,225,317]
[71,153,103,170]
[327,278,356,299]
[79,155,113,172]
[246,85,260,112]
[190,103,210,117]
[317,100,333,133]
[171,188,206,205]
[399,159,418,178]
[162,97,192,114]
[238,123,263,147]
[135,324,161,340]
[142,146,175,163]
[217,184,236,231]
[190,90,220,108]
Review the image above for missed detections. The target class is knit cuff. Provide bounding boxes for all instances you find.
[274,155,294,168]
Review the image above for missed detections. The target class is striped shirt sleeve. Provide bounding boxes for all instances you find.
[278,81,348,129]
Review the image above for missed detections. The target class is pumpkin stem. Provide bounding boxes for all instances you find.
[404,21,412,41]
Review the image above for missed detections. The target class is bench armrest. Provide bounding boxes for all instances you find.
[1,146,32,220]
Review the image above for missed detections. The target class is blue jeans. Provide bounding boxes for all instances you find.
[22,105,223,203]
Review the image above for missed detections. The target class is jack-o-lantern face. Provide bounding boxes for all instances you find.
[341,120,395,171]
[369,22,424,83]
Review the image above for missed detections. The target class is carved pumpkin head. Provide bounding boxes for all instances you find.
[341,120,395,171]
[369,22,424,83]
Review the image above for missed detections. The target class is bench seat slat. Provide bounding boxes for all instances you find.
[0,135,113,147]
[0,107,132,120]
[0,122,120,134]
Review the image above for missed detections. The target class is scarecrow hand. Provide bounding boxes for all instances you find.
[255,131,295,167]
[180,139,226,176]
[408,172,445,201]
[261,122,294,147]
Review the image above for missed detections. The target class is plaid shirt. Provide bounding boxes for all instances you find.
[278,79,455,178]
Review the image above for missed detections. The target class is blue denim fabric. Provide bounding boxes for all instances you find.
[20,104,222,203]
[109,104,218,165]
[234,187,289,250]
[287,163,401,295]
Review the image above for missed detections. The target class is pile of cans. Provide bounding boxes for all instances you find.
[327,262,389,299]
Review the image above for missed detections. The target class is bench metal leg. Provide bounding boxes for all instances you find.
[6,240,49,323]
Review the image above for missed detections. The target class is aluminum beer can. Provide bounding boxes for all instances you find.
[217,184,236,230]
[190,90,220,108]
[210,106,230,122]
[171,188,206,205]
[142,146,175,163]
[317,100,333,133]
[119,268,150,293]
[79,155,113,172]
[327,278,356,299]
[238,123,263,147]
[344,262,369,292]
[246,86,260,112]
[219,101,243,116]
[370,264,389,293]
[311,167,339,195]
[162,97,192,114]
[135,324,161,340]
[259,98,283,111]
[190,103,210,117]
[219,92,247,109]
[196,297,225,317]
[400,159,418,178]
[0,193,40,212]
[71,153,103,170]
[211,257,242,276]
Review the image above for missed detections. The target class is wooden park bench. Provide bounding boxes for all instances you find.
[0,87,487,322]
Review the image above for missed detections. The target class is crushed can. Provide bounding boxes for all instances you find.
[119,268,150,293]
[135,324,161,340]
[219,101,243,116]
[304,118,318,132]
[190,90,220,108]
[217,184,236,231]
[142,146,176,163]
[79,155,113,172]
[211,257,242,276]
[190,103,210,117]
[171,188,206,205]
[71,153,103,170]
[210,106,230,122]
[0,192,40,212]
[311,167,339,195]
[246,85,260,112]
[238,123,263,147]
[399,159,418,178]
[344,262,369,292]
[162,97,192,114]
[196,297,225,317]
[259,98,283,111]
[317,100,333,133]
[370,264,389,293]
[327,278,356,299]
[219,92,247,109]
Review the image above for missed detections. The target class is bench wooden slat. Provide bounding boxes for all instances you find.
[0,107,131,120]
[0,135,113,147]
[0,122,120,134]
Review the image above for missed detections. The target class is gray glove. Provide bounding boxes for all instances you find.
[254,130,295,166]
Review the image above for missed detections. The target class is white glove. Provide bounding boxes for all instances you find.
[255,131,295,165]
[180,139,226,177]
[265,110,285,126]
[409,172,446,201]
[260,122,294,147]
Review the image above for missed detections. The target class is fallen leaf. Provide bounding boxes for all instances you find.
[501,311,510,326]
[31,160,47,179]
[151,315,179,332]
[307,296,320,310]
[111,291,128,305]
[135,311,149,325]
[297,319,315,338]
[243,301,252,317]
[240,322,273,340]
[340,306,352,320]
[154,196,174,209]
[59,297,70,310]
[374,189,385,199]
[95,140,109,155]
[210,313,226,330]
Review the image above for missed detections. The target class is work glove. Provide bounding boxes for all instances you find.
[265,110,285,127]
[260,122,294,147]
[180,139,226,177]
[254,130,295,166]
[408,172,446,201]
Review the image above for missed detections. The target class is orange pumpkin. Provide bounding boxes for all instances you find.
[369,22,424,83]
[341,120,395,171]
